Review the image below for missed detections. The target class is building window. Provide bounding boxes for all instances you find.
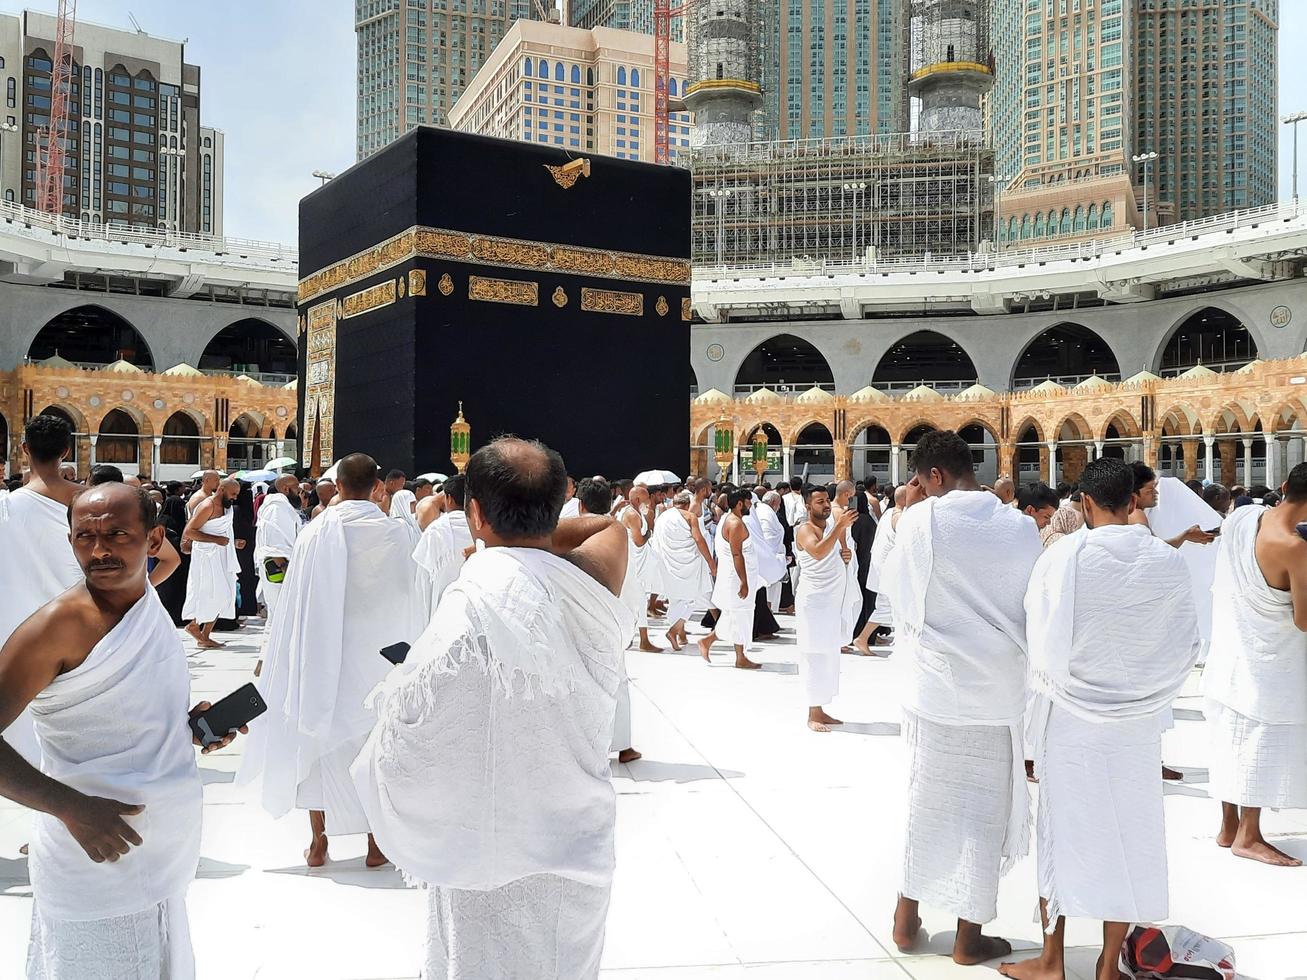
[617,66,626,86]
[524,58,532,76]
[538,58,548,78]
[571,65,580,84]
[669,78,677,97]
[631,68,639,88]
[554,62,564,81]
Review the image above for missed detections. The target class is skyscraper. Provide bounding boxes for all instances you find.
[760,0,910,142]
[355,0,546,161]
[568,0,682,38]
[1135,0,1277,221]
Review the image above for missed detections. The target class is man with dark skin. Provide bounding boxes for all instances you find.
[794,487,858,731]
[1128,461,1217,548]
[379,469,407,516]
[698,488,762,670]
[182,478,241,649]
[187,469,221,516]
[0,485,241,969]
[311,477,336,519]
[1017,482,1060,530]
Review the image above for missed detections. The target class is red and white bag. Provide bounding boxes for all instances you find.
[1123,925,1236,980]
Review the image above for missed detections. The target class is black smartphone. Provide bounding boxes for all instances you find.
[1206,527,1222,536]
[190,683,267,747]
[380,641,411,666]
[1297,522,1307,543]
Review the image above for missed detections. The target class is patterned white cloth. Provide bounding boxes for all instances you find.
[413,510,474,624]
[901,713,1013,925]
[27,894,193,980]
[424,874,609,980]
[1206,699,1307,809]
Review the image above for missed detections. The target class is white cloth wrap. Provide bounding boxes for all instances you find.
[883,490,1042,874]
[28,589,202,922]
[27,892,194,980]
[1148,477,1224,643]
[1023,523,1199,928]
[389,489,420,534]
[412,510,473,623]
[0,488,83,766]
[795,522,855,706]
[620,506,664,595]
[1202,504,1307,724]
[238,500,427,833]
[711,518,757,646]
[352,547,634,891]
[181,509,239,624]
[746,504,787,587]
[866,510,897,627]
[253,493,300,613]
[650,509,710,601]
[1206,698,1307,808]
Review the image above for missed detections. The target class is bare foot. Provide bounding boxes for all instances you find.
[1162,765,1183,781]
[757,633,777,641]
[198,638,224,650]
[892,908,922,952]
[812,709,842,726]
[1216,823,1237,848]
[365,835,389,868]
[874,632,893,646]
[698,637,713,662]
[639,640,662,653]
[954,933,1013,966]
[734,656,762,670]
[807,720,832,732]
[779,606,795,615]
[1094,953,1132,980]
[854,639,873,656]
[185,623,203,642]
[18,843,27,856]
[617,748,642,764]
[665,629,682,651]
[1232,838,1303,866]
[998,958,1064,980]
[305,834,328,868]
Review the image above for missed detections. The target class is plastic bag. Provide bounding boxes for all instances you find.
[1123,925,1236,980]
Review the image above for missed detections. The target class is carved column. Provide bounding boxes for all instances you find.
[1041,441,1054,484]
[890,443,901,484]
[1264,433,1278,489]
[782,445,792,483]
[1203,435,1215,483]
[1183,438,1198,481]
[1242,437,1255,486]
[1218,439,1236,486]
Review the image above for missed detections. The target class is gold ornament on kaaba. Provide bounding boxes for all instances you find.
[656,295,669,317]
[438,273,454,296]
[543,157,591,189]
[409,269,428,296]
[450,402,471,474]
[552,287,568,308]
[398,275,407,298]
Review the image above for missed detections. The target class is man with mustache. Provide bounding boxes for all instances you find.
[182,478,242,649]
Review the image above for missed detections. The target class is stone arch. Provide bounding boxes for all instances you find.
[896,419,939,445]
[792,421,835,477]
[198,316,298,379]
[1155,304,1260,376]
[1268,398,1307,435]
[785,417,834,447]
[27,305,155,369]
[1054,412,1094,442]
[1013,416,1045,443]
[1011,322,1122,387]
[1100,409,1142,441]
[743,421,783,445]
[96,408,142,466]
[848,418,894,444]
[160,410,205,467]
[956,417,1001,443]
[36,402,89,434]
[734,333,835,394]
[227,412,269,470]
[90,400,154,439]
[874,329,979,391]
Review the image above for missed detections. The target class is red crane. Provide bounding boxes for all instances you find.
[654,0,689,165]
[34,0,78,216]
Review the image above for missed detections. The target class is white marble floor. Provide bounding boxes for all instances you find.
[2,612,1306,979]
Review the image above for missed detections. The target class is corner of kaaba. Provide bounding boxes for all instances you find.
[295,126,692,480]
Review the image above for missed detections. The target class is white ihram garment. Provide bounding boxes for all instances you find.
[795,522,856,706]
[27,588,201,980]
[618,506,659,630]
[711,520,757,647]
[747,504,787,589]
[181,508,239,624]
[238,500,427,835]
[413,510,474,624]
[1149,477,1224,649]
[1024,524,1199,927]
[866,510,897,628]
[651,509,711,624]
[1203,505,1307,808]
[352,547,633,980]
[0,488,83,766]
[882,490,1041,923]
[253,493,300,616]
[389,489,421,535]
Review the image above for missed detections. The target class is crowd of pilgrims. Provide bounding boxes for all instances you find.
[0,412,1303,980]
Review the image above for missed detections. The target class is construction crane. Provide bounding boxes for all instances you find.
[653,0,689,165]
[33,0,77,216]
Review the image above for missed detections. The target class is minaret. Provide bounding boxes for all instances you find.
[909,0,993,134]
[683,0,763,147]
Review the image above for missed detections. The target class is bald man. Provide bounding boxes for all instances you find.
[992,476,1016,507]
[187,470,220,516]
[182,478,241,649]
[254,475,302,619]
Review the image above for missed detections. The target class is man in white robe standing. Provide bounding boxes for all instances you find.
[795,486,858,731]
[239,453,427,869]
[353,437,633,980]
[883,431,1042,965]
[1001,458,1200,980]
[413,473,474,623]
[865,484,906,641]
[0,483,241,980]
[618,485,663,653]
[651,492,715,651]
[1203,462,1307,867]
[698,487,762,669]
[389,480,421,536]
[182,478,241,648]
[748,491,788,611]
[254,474,302,619]
[0,415,84,766]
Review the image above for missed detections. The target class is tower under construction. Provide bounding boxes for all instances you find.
[909,0,992,134]
[682,0,763,147]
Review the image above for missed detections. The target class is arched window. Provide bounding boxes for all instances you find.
[1047,209,1057,235]
[1034,211,1046,237]
[669,77,678,96]
[1007,216,1018,241]
[161,412,200,466]
[554,62,564,81]
[1020,214,1033,240]
[571,64,580,84]
[587,67,594,85]
[1060,208,1072,235]
[617,66,627,86]
[538,58,548,78]
[1087,203,1098,228]
[3,190,13,203]
[97,409,139,465]
[1074,205,1086,232]
[631,68,640,88]
[524,58,532,76]
[1101,201,1113,228]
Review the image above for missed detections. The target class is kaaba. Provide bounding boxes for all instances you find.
[296,127,691,479]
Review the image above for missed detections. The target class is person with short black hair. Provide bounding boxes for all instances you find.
[1203,482,1232,515]
[384,468,419,535]
[1017,482,1060,530]
[353,437,632,979]
[88,463,125,486]
[1203,461,1307,868]
[413,472,474,623]
[559,473,581,519]
[1003,458,1200,980]
[885,429,1043,966]
[698,487,762,669]
[1128,460,1216,549]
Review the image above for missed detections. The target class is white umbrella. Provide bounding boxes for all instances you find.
[321,461,339,481]
[417,472,449,483]
[634,470,680,486]
[189,470,226,480]
[266,456,298,471]
[656,470,680,485]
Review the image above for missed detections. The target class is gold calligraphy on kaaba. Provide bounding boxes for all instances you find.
[438,273,454,296]
[656,296,669,317]
[299,226,690,304]
[340,279,398,319]
[303,300,337,468]
[409,269,427,297]
[468,275,539,306]
[581,287,644,317]
[682,297,692,321]
[552,287,568,308]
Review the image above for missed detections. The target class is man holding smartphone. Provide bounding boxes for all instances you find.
[0,482,241,978]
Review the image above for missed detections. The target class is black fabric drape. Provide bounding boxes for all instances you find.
[157,496,189,626]
[850,500,878,640]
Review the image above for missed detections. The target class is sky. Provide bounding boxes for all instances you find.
[8,0,1306,244]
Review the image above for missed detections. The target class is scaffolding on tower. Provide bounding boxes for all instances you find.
[33,0,78,216]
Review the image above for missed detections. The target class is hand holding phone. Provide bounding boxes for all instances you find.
[189,684,266,751]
